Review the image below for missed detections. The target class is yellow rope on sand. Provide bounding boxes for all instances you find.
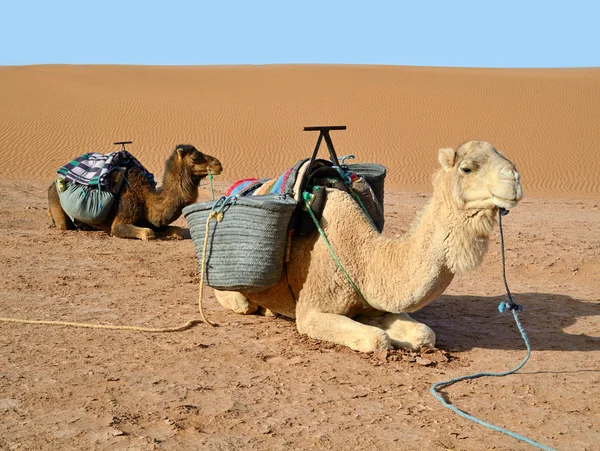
[0,316,203,332]
[0,211,223,332]
[196,211,223,327]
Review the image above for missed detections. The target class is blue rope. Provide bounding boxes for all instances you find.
[211,195,237,215]
[430,209,558,451]
[339,154,355,165]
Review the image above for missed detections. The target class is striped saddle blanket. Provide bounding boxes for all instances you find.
[225,158,384,233]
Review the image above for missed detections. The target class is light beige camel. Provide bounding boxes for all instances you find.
[215,141,522,352]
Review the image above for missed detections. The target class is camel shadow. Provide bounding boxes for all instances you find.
[411,293,600,353]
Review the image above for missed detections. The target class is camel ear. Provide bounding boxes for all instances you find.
[438,147,456,171]
[176,147,184,159]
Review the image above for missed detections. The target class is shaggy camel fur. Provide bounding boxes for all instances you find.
[48,144,222,240]
[215,141,522,352]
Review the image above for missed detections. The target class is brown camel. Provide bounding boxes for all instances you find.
[48,144,223,240]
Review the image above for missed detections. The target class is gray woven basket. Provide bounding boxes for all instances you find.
[346,163,387,208]
[183,194,298,292]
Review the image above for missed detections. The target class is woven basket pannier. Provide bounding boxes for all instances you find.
[183,194,298,292]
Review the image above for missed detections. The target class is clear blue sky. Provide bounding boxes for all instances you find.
[2,0,599,68]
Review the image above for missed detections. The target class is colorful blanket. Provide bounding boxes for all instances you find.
[226,158,366,199]
[225,158,384,233]
[57,150,156,190]
[226,158,334,201]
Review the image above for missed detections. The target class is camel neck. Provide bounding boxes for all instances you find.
[361,197,454,312]
[315,189,495,314]
[161,168,199,202]
[142,169,200,227]
[364,190,495,313]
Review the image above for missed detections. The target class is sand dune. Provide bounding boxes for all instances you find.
[0,64,598,198]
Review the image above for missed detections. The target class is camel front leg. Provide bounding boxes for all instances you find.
[213,290,275,316]
[111,222,156,240]
[214,290,260,315]
[296,308,391,353]
[357,312,435,350]
[155,226,191,240]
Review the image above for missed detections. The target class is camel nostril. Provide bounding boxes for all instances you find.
[516,185,523,200]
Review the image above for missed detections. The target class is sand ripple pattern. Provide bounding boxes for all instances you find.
[0,65,598,198]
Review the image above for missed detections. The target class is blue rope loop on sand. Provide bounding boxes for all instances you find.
[430,209,558,451]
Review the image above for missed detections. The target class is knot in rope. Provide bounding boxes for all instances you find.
[331,166,353,186]
[498,301,522,313]
[209,211,224,222]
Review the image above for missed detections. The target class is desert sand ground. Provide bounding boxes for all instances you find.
[0,65,598,450]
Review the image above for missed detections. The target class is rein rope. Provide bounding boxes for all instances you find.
[208,172,215,200]
[430,208,557,451]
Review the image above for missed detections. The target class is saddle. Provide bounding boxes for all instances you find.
[226,156,385,236]
[183,126,386,292]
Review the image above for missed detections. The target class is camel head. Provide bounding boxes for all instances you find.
[436,141,522,212]
[170,144,223,180]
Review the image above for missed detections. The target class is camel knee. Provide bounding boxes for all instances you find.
[397,322,436,350]
[157,226,190,240]
[356,328,391,353]
[388,314,436,350]
[111,223,155,240]
[214,290,259,315]
[297,309,391,353]
[361,313,436,350]
[257,307,276,317]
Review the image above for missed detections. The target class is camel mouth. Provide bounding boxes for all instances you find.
[208,170,222,176]
[492,195,519,209]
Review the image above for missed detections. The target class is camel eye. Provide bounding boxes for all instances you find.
[461,167,472,174]
[191,152,206,164]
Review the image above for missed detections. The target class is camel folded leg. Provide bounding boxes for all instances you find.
[213,290,275,316]
[296,309,391,353]
[47,183,75,230]
[155,226,191,240]
[111,222,156,240]
[214,290,260,315]
[357,312,435,350]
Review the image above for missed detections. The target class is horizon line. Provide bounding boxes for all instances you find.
[2,62,599,70]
